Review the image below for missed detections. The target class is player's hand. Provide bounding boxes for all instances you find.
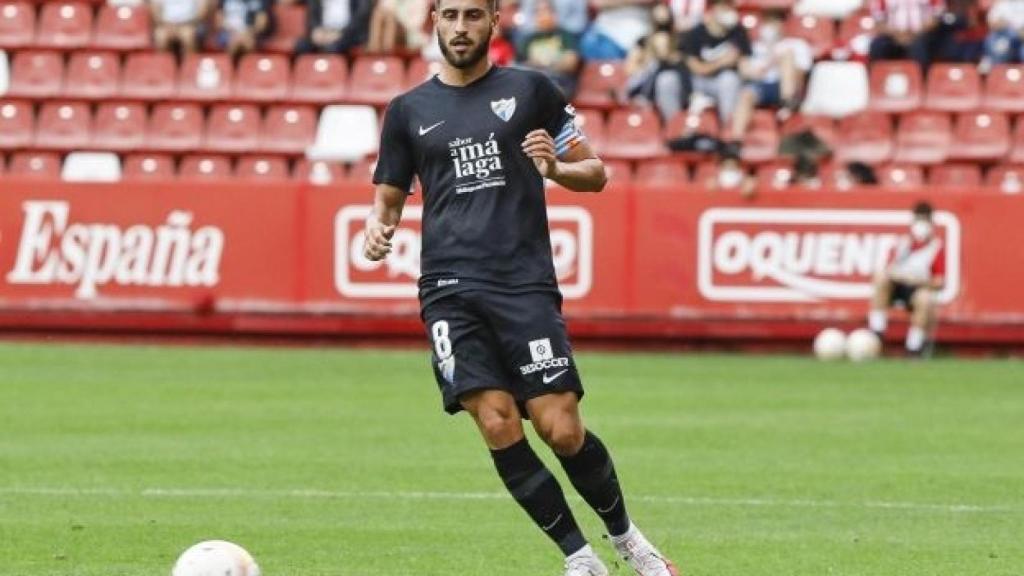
[522,129,558,179]
[363,213,396,261]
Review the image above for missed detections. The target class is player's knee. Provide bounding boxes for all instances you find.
[912,289,932,310]
[541,421,585,456]
[473,405,522,447]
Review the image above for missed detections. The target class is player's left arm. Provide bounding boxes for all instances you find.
[521,130,607,193]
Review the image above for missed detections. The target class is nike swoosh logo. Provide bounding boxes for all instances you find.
[596,495,620,514]
[542,369,568,384]
[418,121,445,136]
[541,513,563,531]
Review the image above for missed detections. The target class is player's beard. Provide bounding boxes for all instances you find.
[438,28,492,69]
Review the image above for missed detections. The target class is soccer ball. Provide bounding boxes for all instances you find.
[813,328,847,361]
[171,540,261,576]
[846,328,882,362]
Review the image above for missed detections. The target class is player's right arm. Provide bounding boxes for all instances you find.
[364,184,407,261]
[365,96,415,261]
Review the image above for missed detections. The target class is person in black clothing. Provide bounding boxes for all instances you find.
[363,0,679,574]
[212,0,273,59]
[294,0,373,55]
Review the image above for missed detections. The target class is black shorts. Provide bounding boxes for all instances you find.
[420,289,584,415]
[890,281,921,310]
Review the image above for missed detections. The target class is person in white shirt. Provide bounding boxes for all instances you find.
[983,0,1024,67]
[151,0,210,55]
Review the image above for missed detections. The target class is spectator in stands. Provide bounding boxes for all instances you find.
[868,0,945,70]
[212,0,273,60]
[515,0,581,98]
[625,3,689,121]
[366,0,429,53]
[982,0,1024,69]
[513,0,589,41]
[579,0,657,60]
[931,0,986,64]
[294,0,373,55]
[667,0,705,33]
[683,0,749,152]
[151,0,211,56]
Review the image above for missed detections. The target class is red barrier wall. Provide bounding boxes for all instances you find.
[1,179,1022,344]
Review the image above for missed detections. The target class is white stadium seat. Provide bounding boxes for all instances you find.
[795,0,864,19]
[62,151,123,182]
[306,105,379,162]
[0,50,9,96]
[802,61,869,118]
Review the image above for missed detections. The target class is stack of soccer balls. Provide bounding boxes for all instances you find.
[813,328,882,361]
[172,540,260,576]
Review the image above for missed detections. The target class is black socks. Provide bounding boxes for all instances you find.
[558,430,631,537]
[491,438,587,556]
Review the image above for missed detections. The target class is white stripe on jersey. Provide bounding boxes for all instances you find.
[889,236,943,285]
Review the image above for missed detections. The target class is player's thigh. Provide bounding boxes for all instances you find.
[421,295,512,414]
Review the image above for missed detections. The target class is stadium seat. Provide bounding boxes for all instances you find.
[575,61,625,109]
[0,1,34,48]
[36,2,93,49]
[233,53,290,102]
[260,104,316,154]
[785,14,834,59]
[61,151,122,182]
[924,64,981,112]
[928,163,982,189]
[837,9,877,57]
[8,151,61,178]
[949,111,1010,161]
[664,109,721,139]
[205,104,261,153]
[290,54,347,103]
[34,101,92,150]
[122,152,175,180]
[147,102,204,151]
[178,53,233,101]
[263,2,305,53]
[306,104,378,162]
[602,159,634,183]
[121,51,176,100]
[781,114,836,150]
[64,51,120,99]
[7,50,64,98]
[635,158,689,186]
[741,110,780,163]
[93,102,146,150]
[983,65,1024,113]
[405,58,442,90]
[869,61,923,113]
[0,99,32,149]
[757,161,797,190]
[602,108,666,160]
[1010,119,1024,164]
[236,156,290,181]
[574,108,607,154]
[834,112,893,164]
[795,0,863,19]
[800,61,868,117]
[985,164,1024,194]
[344,156,377,184]
[93,3,151,50]
[877,163,924,188]
[0,49,8,94]
[894,111,952,164]
[346,55,405,106]
[293,158,345,185]
[179,154,232,180]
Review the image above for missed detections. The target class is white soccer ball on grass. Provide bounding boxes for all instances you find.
[846,328,882,362]
[171,540,261,576]
[813,327,847,361]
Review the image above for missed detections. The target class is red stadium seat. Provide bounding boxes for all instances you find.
[178,53,233,101]
[635,157,689,185]
[263,2,305,53]
[64,51,120,100]
[36,2,93,49]
[147,102,203,152]
[894,111,951,164]
[8,151,61,178]
[122,153,175,180]
[260,104,316,154]
[575,61,625,109]
[869,61,923,112]
[405,58,442,90]
[0,99,33,149]
[179,154,233,180]
[834,112,893,164]
[949,111,1010,161]
[93,102,146,151]
[741,110,779,163]
[34,101,91,150]
[785,14,835,59]
[236,156,290,181]
[756,161,797,190]
[233,53,290,102]
[7,50,64,98]
[837,9,877,53]
[1010,119,1024,163]
[924,64,981,112]
[781,114,836,150]
[290,54,347,103]
[293,158,345,184]
[344,156,377,184]
[205,104,261,153]
[983,65,1024,113]
[664,110,721,139]
[93,3,151,51]
[877,163,925,188]
[0,1,35,48]
[985,164,1024,193]
[602,159,634,183]
[574,108,606,154]
[928,163,982,189]
[347,55,405,106]
[602,108,666,160]
[121,51,176,100]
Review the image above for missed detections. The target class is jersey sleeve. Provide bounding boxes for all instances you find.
[534,73,586,159]
[373,97,415,193]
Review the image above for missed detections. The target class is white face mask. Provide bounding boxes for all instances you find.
[718,167,744,189]
[910,219,933,241]
[716,9,739,29]
[759,23,780,43]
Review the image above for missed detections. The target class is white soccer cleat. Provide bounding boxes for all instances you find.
[563,545,610,576]
[611,524,679,576]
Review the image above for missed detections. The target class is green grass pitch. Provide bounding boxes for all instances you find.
[0,341,1021,575]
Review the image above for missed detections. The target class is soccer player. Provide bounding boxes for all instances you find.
[868,201,946,356]
[362,0,678,574]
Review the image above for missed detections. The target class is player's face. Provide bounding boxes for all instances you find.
[434,0,497,69]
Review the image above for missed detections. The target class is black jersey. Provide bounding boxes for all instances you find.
[373,65,583,306]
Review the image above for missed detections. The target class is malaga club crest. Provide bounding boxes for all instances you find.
[490,98,516,122]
